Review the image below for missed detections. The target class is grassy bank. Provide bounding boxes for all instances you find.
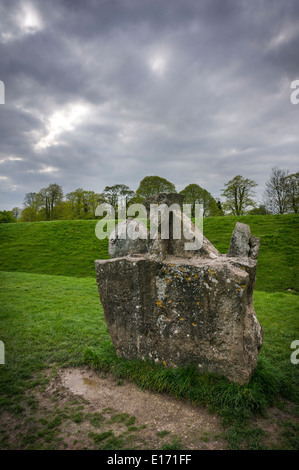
[0,220,109,278]
[0,214,298,291]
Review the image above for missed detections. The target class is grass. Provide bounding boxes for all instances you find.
[161,436,182,450]
[0,220,111,278]
[0,270,298,425]
[0,214,298,291]
[0,214,298,449]
[224,424,266,450]
[202,214,299,292]
[0,271,106,406]
[279,421,299,450]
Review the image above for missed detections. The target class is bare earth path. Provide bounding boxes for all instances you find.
[59,366,225,450]
[0,366,297,450]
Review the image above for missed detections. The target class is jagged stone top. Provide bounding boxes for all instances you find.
[108,193,260,263]
[143,193,184,211]
[227,222,260,260]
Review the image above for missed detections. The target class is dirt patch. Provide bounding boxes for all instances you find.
[59,366,225,449]
[0,366,226,450]
[252,402,299,450]
[0,366,298,450]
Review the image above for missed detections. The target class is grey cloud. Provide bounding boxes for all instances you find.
[0,0,298,210]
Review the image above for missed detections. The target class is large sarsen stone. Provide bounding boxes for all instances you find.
[95,194,263,385]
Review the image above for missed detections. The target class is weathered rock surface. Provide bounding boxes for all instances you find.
[227,222,260,260]
[109,217,148,258]
[95,194,263,385]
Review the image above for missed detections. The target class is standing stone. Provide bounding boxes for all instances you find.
[227,222,260,260]
[95,194,263,385]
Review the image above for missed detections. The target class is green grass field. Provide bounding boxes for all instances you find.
[0,214,298,291]
[0,215,298,449]
[0,270,297,414]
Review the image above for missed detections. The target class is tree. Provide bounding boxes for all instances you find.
[136,176,176,199]
[127,194,145,207]
[20,207,39,222]
[22,192,39,221]
[0,210,16,223]
[221,175,257,215]
[217,200,223,213]
[36,183,63,220]
[66,188,106,219]
[36,188,50,220]
[22,184,63,221]
[47,183,63,218]
[180,183,221,217]
[103,184,135,208]
[66,188,84,219]
[52,201,73,220]
[83,191,107,218]
[263,167,289,214]
[11,207,22,220]
[248,205,270,215]
[24,192,38,209]
[285,172,299,214]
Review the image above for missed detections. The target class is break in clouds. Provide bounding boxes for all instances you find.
[0,0,298,210]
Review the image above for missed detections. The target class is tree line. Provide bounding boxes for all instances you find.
[0,167,298,223]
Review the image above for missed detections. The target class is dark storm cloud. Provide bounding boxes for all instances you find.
[0,0,298,209]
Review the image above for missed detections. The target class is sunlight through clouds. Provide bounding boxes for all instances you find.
[149,54,168,77]
[1,1,43,43]
[35,103,90,150]
[27,165,59,173]
[18,2,43,34]
[0,156,23,163]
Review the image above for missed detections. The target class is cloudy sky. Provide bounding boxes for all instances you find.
[0,0,298,210]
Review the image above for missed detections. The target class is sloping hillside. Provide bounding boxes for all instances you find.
[0,214,298,292]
